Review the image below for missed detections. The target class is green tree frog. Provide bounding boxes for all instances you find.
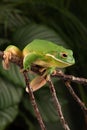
[2,39,75,92]
[23,39,75,91]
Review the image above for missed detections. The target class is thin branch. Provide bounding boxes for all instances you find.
[0,51,3,59]
[48,77,71,130]
[23,71,47,130]
[1,50,87,130]
[52,70,87,85]
[0,50,46,130]
[65,81,87,114]
[0,51,87,85]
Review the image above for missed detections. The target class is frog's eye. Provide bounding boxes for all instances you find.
[60,52,68,58]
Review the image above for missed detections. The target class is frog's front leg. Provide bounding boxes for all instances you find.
[23,53,56,92]
[23,53,43,70]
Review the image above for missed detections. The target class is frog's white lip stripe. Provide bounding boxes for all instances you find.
[46,53,71,65]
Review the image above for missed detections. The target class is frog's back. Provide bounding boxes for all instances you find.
[23,39,59,54]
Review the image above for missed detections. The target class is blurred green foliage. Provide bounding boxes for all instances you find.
[0,0,87,130]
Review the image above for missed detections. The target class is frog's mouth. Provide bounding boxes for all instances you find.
[45,54,74,68]
[34,54,73,68]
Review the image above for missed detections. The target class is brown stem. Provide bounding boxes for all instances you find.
[48,78,71,130]
[23,71,47,130]
[1,51,87,85]
[1,50,87,129]
[84,113,87,129]
[53,71,87,85]
[65,81,87,114]
[0,51,4,58]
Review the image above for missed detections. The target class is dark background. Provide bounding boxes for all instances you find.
[0,0,87,130]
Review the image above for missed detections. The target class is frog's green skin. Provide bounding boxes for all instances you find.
[23,39,75,71]
[3,39,75,91]
[23,39,75,91]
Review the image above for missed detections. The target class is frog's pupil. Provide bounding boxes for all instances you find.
[60,52,68,58]
[62,53,67,57]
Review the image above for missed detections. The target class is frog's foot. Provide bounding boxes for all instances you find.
[42,67,55,78]
[2,51,12,70]
[38,67,47,75]
[52,69,63,76]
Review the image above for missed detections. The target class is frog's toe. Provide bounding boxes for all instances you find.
[2,51,12,70]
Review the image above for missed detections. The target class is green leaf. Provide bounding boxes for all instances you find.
[0,76,23,130]
[12,23,67,49]
[0,62,25,88]
[0,3,29,29]
[0,105,18,130]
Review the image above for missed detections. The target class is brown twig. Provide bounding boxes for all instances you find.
[0,51,87,85]
[23,71,47,130]
[52,70,87,85]
[0,51,46,130]
[48,77,71,130]
[1,50,87,130]
[0,51,4,59]
[65,81,87,114]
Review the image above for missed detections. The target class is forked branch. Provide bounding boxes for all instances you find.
[0,50,87,130]
[48,78,71,130]
[65,81,87,114]
[53,70,87,85]
[23,71,47,130]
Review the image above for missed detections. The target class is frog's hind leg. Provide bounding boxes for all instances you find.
[26,75,47,92]
[26,67,56,92]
